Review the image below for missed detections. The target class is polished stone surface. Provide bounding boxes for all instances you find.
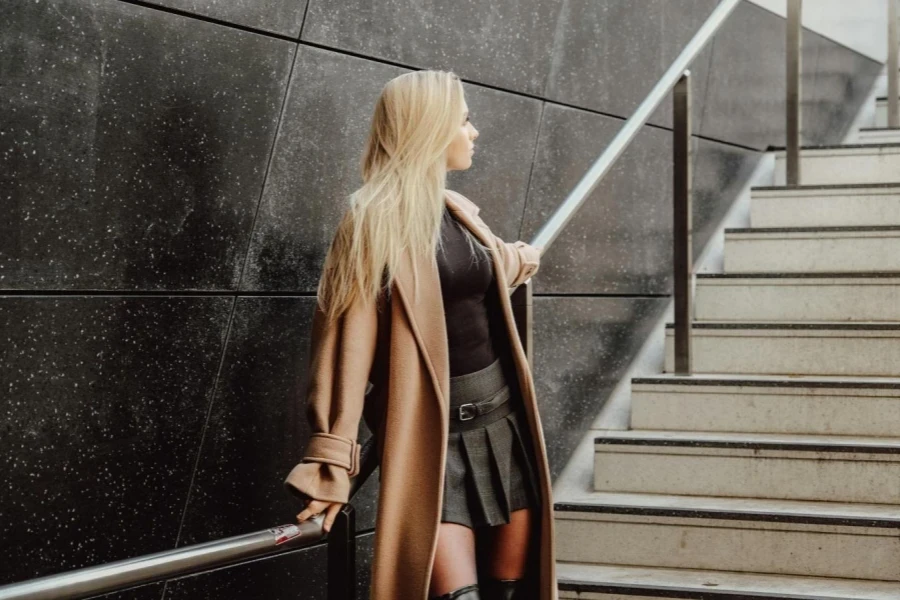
[521,104,760,295]
[532,297,668,476]
[0,0,294,292]
[177,297,379,544]
[301,0,562,95]
[143,0,307,37]
[0,296,232,585]
[242,45,542,292]
[544,0,717,129]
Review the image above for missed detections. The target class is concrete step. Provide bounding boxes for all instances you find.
[858,126,900,145]
[631,373,900,437]
[750,183,900,227]
[557,562,899,599]
[773,143,900,186]
[723,226,900,274]
[594,430,900,504]
[663,322,900,377]
[695,272,900,322]
[554,492,900,581]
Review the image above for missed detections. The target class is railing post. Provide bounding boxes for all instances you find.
[511,281,534,371]
[786,0,802,185]
[327,504,356,600]
[890,0,899,128]
[673,71,693,376]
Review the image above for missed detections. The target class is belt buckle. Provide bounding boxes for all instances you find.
[458,403,477,421]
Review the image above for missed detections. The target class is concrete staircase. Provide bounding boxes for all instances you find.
[554,92,900,597]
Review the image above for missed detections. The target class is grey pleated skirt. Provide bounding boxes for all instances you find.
[441,356,542,529]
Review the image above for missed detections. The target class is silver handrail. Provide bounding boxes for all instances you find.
[890,0,899,128]
[0,523,326,600]
[528,0,741,253]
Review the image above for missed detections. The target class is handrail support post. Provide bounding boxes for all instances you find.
[890,0,899,128]
[327,504,357,600]
[786,0,802,185]
[673,71,693,376]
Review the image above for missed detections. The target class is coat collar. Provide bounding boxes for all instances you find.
[390,191,496,414]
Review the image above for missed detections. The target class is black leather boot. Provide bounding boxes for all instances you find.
[434,582,480,600]
[482,577,527,600]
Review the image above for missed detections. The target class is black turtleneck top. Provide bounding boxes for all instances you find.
[435,206,506,378]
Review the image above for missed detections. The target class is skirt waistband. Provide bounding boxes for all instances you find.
[448,357,507,407]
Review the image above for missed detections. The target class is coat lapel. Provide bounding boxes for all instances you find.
[390,192,498,415]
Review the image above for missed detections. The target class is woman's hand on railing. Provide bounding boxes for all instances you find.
[296,498,345,533]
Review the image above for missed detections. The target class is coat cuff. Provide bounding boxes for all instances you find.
[513,240,541,280]
[283,433,362,504]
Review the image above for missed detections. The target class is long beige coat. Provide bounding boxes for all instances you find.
[284,189,557,600]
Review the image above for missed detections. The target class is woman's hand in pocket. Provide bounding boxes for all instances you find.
[296,498,345,533]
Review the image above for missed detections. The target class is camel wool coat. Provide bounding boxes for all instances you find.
[284,189,557,600]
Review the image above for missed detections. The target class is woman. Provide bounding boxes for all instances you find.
[284,69,556,600]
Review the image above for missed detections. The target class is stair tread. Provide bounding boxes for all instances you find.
[556,562,899,599]
[697,271,900,279]
[554,491,900,523]
[632,372,900,388]
[594,429,900,449]
[769,141,900,150]
[664,320,900,330]
[725,224,900,233]
[753,181,900,191]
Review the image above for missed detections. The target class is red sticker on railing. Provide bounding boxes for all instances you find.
[269,524,302,545]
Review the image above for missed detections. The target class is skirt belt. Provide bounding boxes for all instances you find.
[447,357,514,433]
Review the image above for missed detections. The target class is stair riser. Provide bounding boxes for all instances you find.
[724,232,900,273]
[594,447,900,504]
[775,146,900,185]
[555,513,900,581]
[559,595,659,600]
[695,279,900,322]
[631,385,900,436]
[858,129,900,144]
[773,148,900,186]
[664,330,900,376]
[750,191,900,227]
[876,99,892,128]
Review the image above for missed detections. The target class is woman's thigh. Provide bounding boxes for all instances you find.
[484,507,533,579]
[429,521,478,597]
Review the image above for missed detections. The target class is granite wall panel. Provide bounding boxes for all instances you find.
[532,296,668,478]
[300,0,563,96]
[0,296,232,585]
[141,0,308,37]
[176,297,379,544]
[0,0,294,292]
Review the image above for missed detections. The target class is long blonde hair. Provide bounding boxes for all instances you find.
[317,69,491,325]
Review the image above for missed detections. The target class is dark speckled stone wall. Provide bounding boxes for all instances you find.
[0,0,880,597]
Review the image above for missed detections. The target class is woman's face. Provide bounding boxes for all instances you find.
[446,100,479,171]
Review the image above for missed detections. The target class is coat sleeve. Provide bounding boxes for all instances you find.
[489,232,542,289]
[283,282,379,505]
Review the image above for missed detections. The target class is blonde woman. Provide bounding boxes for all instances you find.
[285,70,557,600]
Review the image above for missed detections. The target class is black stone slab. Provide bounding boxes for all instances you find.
[141,0,308,37]
[176,297,379,545]
[1,0,294,291]
[532,296,668,477]
[1,296,232,585]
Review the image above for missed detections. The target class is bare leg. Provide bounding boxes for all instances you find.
[429,522,479,598]
[485,507,532,579]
